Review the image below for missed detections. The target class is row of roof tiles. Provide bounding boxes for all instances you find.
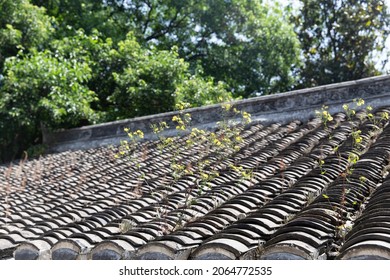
[1,106,390,260]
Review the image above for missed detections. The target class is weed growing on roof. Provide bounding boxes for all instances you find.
[318,159,326,175]
[119,219,136,234]
[115,99,253,234]
[229,164,253,181]
[318,98,370,177]
[367,107,389,127]
[316,105,333,132]
[116,128,144,158]
[115,128,146,196]
[317,98,390,248]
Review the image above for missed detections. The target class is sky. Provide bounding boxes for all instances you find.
[276,0,390,73]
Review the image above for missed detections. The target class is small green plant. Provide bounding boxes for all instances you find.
[343,98,365,121]
[316,105,333,131]
[151,121,169,137]
[114,128,146,196]
[316,105,336,146]
[115,99,254,233]
[229,164,253,181]
[371,111,390,126]
[316,98,390,249]
[172,101,192,131]
[119,219,136,234]
[115,128,144,158]
[318,159,326,175]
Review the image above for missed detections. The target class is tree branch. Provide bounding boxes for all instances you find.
[142,0,154,35]
[145,11,187,41]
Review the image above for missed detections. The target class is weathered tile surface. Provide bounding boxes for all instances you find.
[2,101,390,260]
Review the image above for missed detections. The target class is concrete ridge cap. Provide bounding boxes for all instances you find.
[46,94,390,153]
[47,121,222,147]
[245,74,390,101]
[45,74,390,151]
[52,75,390,134]
[53,104,226,134]
[47,94,390,144]
[260,92,390,112]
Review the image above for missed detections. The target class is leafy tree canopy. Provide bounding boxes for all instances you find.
[1,0,389,162]
[0,0,54,71]
[0,28,232,161]
[292,0,390,87]
[0,47,96,161]
[111,0,302,96]
[31,0,303,97]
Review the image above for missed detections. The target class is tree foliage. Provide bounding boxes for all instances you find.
[0,27,232,161]
[182,0,301,96]
[104,0,302,96]
[175,73,232,108]
[31,0,129,41]
[0,0,54,71]
[31,0,302,96]
[292,0,390,87]
[109,36,189,119]
[0,48,96,161]
[1,0,389,162]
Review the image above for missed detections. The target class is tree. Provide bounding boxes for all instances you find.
[174,73,232,108]
[109,36,188,119]
[49,0,301,97]
[49,29,232,120]
[31,0,129,42]
[187,0,301,96]
[0,0,54,71]
[108,33,233,119]
[292,0,390,87]
[115,0,302,97]
[0,0,302,162]
[0,29,232,162]
[49,29,117,118]
[0,48,96,162]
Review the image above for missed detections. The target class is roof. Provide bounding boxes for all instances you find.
[1,75,390,260]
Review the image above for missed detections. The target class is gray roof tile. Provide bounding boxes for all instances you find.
[3,78,390,260]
